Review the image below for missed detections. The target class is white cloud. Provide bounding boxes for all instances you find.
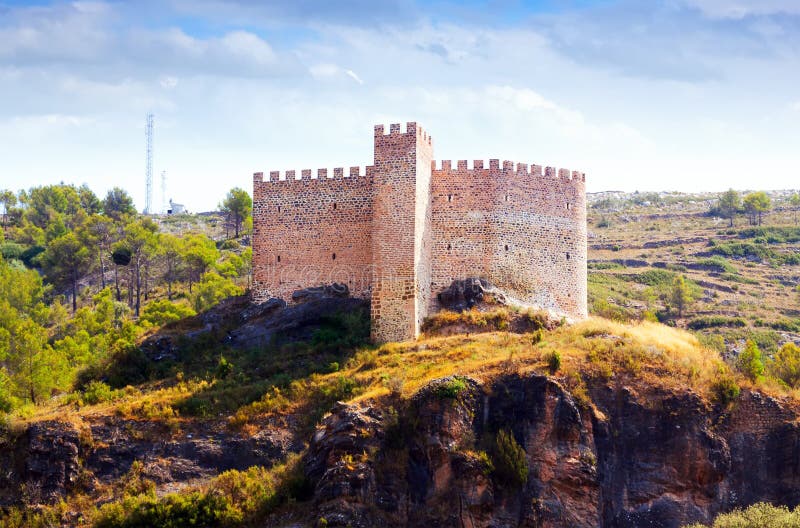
[791,101,800,111]
[345,70,364,85]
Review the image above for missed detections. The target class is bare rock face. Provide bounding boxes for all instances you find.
[304,375,800,528]
[437,278,508,312]
[23,421,83,504]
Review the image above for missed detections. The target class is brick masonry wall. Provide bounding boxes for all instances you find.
[252,122,588,342]
[251,168,374,304]
[370,122,433,342]
[430,161,587,318]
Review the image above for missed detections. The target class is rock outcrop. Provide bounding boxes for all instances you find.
[304,374,800,528]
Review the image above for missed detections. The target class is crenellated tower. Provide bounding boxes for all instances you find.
[371,122,434,342]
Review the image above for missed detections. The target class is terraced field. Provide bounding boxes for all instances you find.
[587,191,800,356]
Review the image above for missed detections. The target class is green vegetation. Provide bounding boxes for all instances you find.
[434,376,468,399]
[736,340,765,382]
[684,502,800,527]
[491,429,529,489]
[0,184,251,415]
[219,187,253,239]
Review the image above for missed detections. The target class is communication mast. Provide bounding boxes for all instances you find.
[144,113,154,215]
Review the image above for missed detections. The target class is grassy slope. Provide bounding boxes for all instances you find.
[9,309,790,527]
[588,191,800,355]
[4,193,800,526]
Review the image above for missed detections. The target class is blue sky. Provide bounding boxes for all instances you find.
[1,0,799,211]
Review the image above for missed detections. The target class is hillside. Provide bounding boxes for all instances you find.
[1,188,799,527]
[587,190,800,356]
[3,290,800,527]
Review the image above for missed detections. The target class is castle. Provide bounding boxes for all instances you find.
[252,122,587,342]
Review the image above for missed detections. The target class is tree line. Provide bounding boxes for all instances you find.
[0,183,252,411]
[715,189,800,227]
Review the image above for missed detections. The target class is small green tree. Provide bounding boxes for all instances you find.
[492,429,529,489]
[669,275,695,318]
[717,189,741,227]
[219,188,252,239]
[770,342,800,388]
[742,191,771,226]
[40,232,92,312]
[102,187,136,221]
[737,340,765,382]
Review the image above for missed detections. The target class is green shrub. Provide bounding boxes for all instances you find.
[140,300,196,327]
[710,373,740,405]
[696,256,736,274]
[191,272,244,312]
[687,316,747,330]
[491,429,529,489]
[737,340,765,382]
[434,377,468,399]
[216,356,234,379]
[82,380,123,405]
[770,342,800,389]
[546,350,561,374]
[683,502,800,527]
[0,242,25,261]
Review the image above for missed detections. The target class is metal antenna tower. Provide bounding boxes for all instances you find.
[144,113,154,215]
[161,171,167,214]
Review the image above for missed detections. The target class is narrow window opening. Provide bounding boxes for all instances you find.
[332,253,336,260]
[333,203,337,210]
[447,194,453,202]
[447,243,452,250]
[277,206,281,213]
[504,195,509,202]
[566,202,571,210]
[504,244,509,251]
[277,255,281,263]
[566,252,571,260]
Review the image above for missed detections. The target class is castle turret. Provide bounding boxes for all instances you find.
[370,122,434,342]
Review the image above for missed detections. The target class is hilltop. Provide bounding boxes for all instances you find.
[3,289,800,527]
[1,186,799,527]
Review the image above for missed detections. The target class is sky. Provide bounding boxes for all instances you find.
[1,0,799,212]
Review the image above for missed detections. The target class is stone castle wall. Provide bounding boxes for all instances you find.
[429,161,587,318]
[251,167,375,304]
[252,122,587,341]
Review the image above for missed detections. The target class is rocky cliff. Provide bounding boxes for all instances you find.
[304,374,800,528]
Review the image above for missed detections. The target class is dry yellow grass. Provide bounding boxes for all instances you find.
[18,316,797,434]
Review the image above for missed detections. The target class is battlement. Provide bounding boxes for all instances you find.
[431,159,586,182]
[253,165,375,183]
[374,121,432,146]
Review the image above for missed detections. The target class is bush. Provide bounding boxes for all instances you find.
[140,300,196,327]
[491,429,528,489]
[710,373,740,405]
[82,380,123,405]
[434,377,468,399]
[687,316,747,330]
[770,342,800,389]
[737,340,765,382]
[546,350,561,374]
[192,272,244,312]
[683,502,800,527]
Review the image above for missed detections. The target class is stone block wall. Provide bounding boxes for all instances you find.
[429,161,586,318]
[370,122,434,342]
[252,122,587,342]
[251,167,375,304]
